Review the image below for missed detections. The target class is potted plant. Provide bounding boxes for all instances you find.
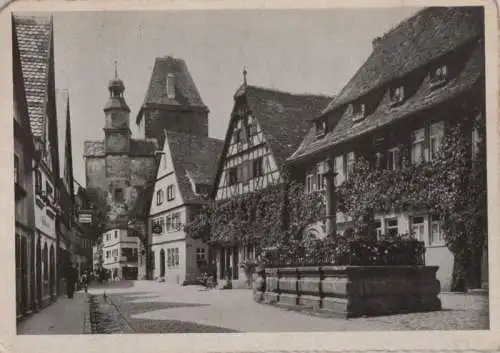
[239,258,258,288]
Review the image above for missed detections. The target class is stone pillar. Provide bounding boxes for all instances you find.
[324,157,338,237]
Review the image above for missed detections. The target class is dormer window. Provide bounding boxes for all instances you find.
[315,119,327,138]
[166,73,175,99]
[352,103,366,122]
[430,64,448,87]
[390,86,405,107]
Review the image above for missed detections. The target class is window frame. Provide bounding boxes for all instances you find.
[430,64,449,87]
[429,121,444,160]
[156,189,164,205]
[429,215,445,246]
[411,128,426,164]
[390,85,405,106]
[14,154,20,185]
[252,157,264,178]
[315,119,327,138]
[385,218,399,237]
[114,188,124,202]
[166,185,175,201]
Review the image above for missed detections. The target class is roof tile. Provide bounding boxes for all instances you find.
[166,131,224,203]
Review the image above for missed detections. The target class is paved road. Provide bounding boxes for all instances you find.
[86,280,489,333]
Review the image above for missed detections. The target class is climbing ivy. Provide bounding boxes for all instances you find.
[185,179,325,255]
[336,113,487,291]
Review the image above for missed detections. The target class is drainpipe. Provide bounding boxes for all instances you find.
[324,157,338,237]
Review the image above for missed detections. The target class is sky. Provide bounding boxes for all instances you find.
[47,8,421,185]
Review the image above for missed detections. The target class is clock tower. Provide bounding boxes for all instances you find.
[104,62,131,155]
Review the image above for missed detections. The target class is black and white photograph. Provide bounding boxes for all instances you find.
[6,0,494,343]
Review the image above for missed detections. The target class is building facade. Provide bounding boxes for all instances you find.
[211,80,331,287]
[84,70,158,279]
[14,15,61,310]
[13,15,36,318]
[287,7,486,291]
[148,131,223,284]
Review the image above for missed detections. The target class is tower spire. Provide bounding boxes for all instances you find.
[114,60,118,79]
[243,66,247,87]
[63,90,75,208]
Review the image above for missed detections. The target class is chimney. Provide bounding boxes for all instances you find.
[166,73,175,99]
[372,36,382,50]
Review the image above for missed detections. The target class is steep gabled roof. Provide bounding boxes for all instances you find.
[166,131,223,203]
[322,6,484,114]
[136,56,208,124]
[243,85,332,167]
[13,15,53,138]
[288,6,485,163]
[12,15,35,154]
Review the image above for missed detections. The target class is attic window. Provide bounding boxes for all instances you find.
[430,64,448,87]
[352,103,366,122]
[166,73,175,99]
[390,86,405,107]
[315,119,327,138]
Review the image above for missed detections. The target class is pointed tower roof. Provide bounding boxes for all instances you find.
[104,61,130,112]
[136,56,208,124]
[63,92,75,206]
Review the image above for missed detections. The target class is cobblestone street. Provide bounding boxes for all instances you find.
[82,280,489,333]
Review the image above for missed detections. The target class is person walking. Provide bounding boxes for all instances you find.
[81,271,89,293]
[65,263,78,299]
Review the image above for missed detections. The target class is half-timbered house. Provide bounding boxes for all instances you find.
[211,79,331,286]
[287,7,486,291]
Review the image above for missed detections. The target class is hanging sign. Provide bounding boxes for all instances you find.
[152,224,162,234]
[78,211,93,224]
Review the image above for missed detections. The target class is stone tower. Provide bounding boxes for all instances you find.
[84,66,158,230]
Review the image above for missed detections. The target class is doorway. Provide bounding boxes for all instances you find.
[159,249,165,277]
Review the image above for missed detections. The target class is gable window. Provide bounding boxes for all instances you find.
[14,154,19,184]
[156,189,164,205]
[228,167,238,186]
[253,157,264,178]
[352,103,366,122]
[387,148,399,170]
[411,128,426,164]
[385,218,398,237]
[315,119,327,138]
[114,188,123,202]
[167,185,175,201]
[430,122,444,160]
[390,86,405,106]
[430,64,448,87]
